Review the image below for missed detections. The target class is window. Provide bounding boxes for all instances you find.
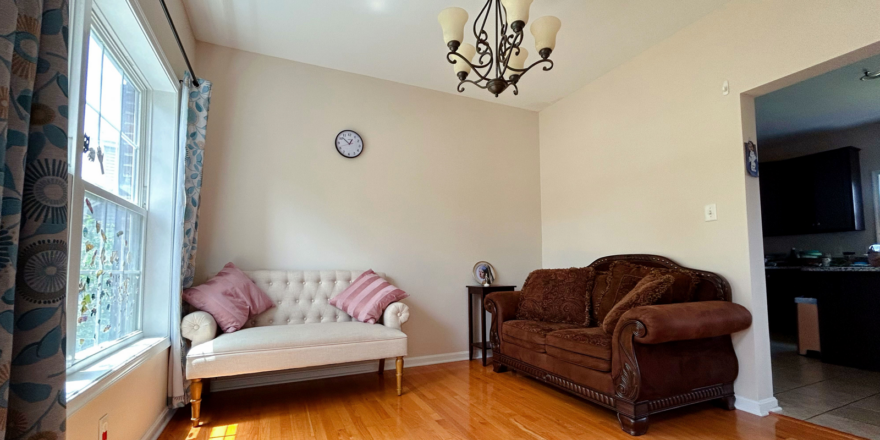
[66,0,181,407]
[873,170,880,244]
[69,31,148,365]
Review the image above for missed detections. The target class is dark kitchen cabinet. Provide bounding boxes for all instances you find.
[764,269,801,338]
[760,147,864,236]
[765,269,880,371]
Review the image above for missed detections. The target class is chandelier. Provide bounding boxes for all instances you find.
[438,0,561,97]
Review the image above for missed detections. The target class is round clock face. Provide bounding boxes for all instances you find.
[335,130,364,158]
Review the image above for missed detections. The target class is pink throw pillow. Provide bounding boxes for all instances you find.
[329,270,408,324]
[183,263,275,332]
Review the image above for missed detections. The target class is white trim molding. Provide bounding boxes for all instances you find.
[211,350,481,392]
[67,337,170,415]
[735,395,781,416]
[141,407,175,440]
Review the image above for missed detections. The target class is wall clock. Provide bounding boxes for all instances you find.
[335,130,364,159]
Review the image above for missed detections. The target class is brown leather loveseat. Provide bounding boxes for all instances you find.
[485,255,752,436]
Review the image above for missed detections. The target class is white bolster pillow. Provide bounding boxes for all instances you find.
[181,311,218,347]
[383,302,410,330]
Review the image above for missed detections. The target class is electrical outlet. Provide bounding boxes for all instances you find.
[704,204,718,222]
[99,414,108,440]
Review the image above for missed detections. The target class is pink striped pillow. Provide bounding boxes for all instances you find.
[330,270,408,324]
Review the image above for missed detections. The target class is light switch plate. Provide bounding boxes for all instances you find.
[705,204,718,222]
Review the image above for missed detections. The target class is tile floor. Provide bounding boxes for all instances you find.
[772,338,880,439]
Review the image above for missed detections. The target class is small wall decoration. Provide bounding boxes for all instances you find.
[744,140,759,177]
[473,261,496,287]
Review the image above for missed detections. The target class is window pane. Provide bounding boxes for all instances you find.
[100,55,122,129]
[85,38,102,108]
[121,78,138,145]
[75,193,143,358]
[81,33,141,203]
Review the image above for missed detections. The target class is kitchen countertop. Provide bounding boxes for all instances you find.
[765,265,880,272]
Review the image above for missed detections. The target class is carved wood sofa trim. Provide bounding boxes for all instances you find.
[492,352,735,435]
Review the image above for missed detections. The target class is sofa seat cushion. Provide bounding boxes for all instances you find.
[545,327,612,372]
[546,327,612,360]
[503,320,582,353]
[186,322,407,379]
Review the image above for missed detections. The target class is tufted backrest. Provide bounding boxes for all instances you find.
[241,270,384,328]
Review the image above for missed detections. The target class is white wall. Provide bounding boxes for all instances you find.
[68,351,169,440]
[194,42,543,358]
[538,0,880,413]
[761,121,880,255]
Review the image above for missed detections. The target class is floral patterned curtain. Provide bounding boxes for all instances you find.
[168,72,211,408]
[0,1,69,439]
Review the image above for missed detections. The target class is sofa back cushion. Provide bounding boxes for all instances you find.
[329,270,409,324]
[242,270,385,328]
[184,263,275,333]
[592,261,700,323]
[602,271,675,333]
[517,267,596,326]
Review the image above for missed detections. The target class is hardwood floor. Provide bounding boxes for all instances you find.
[159,360,864,439]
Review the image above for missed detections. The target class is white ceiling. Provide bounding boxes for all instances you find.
[182,0,730,111]
[756,53,880,140]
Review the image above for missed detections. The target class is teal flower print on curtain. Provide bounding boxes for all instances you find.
[0,0,70,438]
[181,72,211,289]
[168,72,211,408]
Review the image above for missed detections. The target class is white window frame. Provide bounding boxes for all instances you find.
[66,2,153,374]
[872,170,880,244]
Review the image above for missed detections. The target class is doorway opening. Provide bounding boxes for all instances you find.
[747,51,880,438]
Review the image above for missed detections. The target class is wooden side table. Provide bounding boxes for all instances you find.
[468,285,516,366]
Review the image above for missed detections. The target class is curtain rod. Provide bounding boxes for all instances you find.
[159,0,200,87]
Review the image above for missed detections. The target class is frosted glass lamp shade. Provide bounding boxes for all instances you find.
[454,43,477,76]
[504,48,528,79]
[531,16,561,55]
[501,0,533,28]
[438,7,469,47]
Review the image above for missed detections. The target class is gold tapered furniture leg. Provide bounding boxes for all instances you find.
[396,357,404,396]
[191,379,203,427]
[378,358,385,375]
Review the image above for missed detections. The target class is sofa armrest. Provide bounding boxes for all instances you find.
[484,291,521,351]
[181,311,218,347]
[614,301,752,345]
[383,302,410,330]
[611,301,750,402]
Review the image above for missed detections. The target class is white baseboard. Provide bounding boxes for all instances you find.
[141,407,175,440]
[211,349,489,392]
[734,395,781,416]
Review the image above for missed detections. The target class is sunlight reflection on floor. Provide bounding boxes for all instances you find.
[206,424,238,439]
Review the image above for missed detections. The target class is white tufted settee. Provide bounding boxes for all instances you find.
[180,270,410,426]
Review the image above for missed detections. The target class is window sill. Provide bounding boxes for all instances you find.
[67,337,170,416]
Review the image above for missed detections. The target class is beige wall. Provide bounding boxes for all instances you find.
[68,351,169,440]
[194,42,543,358]
[761,121,880,255]
[539,0,880,410]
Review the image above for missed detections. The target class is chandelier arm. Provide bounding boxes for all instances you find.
[473,0,491,41]
[506,58,554,77]
[498,37,523,80]
[511,82,519,96]
[447,51,492,70]
[457,78,490,93]
[474,0,492,54]
[447,52,495,83]
[494,0,501,78]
